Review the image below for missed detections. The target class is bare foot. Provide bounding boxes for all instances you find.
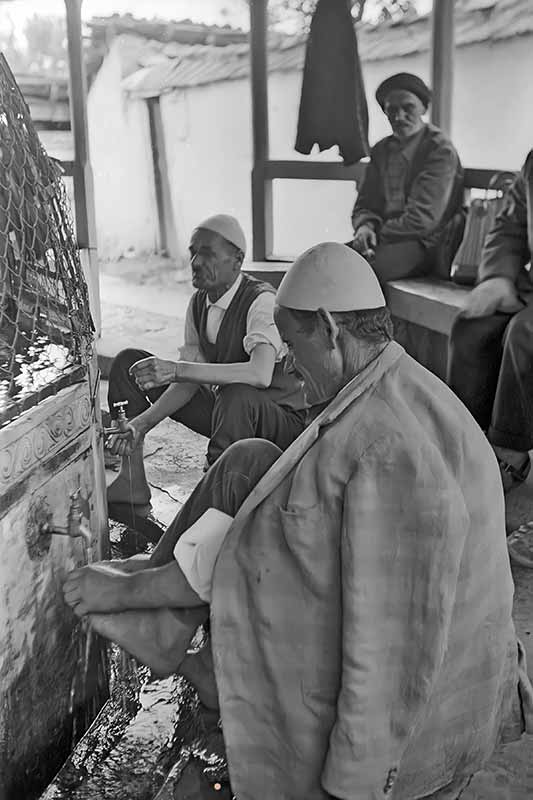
[180,644,220,710]
[107,472,151,506]
[97,554,151,574]
[87,607,208,676]
[63,563,135,614]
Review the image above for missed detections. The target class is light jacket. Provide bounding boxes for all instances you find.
[211,342,532,800]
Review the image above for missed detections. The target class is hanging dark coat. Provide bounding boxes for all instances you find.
[295,0,369,166]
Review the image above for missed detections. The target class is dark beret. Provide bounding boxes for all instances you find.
[375,73,432,110]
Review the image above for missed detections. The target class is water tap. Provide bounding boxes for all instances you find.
[113,400,129,433]
[39,488,92,549]
[103,400,131,443]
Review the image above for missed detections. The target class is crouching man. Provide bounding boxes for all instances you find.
[65,243,532,800]
[105,214,307,533]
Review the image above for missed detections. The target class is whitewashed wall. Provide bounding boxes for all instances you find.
[88,33,533,262]
[88,43,158,260]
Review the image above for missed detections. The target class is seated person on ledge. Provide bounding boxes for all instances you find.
[447,150,533,494]
[350,72,464,284]
[65,243,532,800]
[106,213,307,516]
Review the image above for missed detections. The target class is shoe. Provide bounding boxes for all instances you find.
[498,456,531,493]
[508,522,533,568]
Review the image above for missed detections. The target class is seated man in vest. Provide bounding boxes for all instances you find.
[66,243,532,800]
[448,151,533,495]
[350,72,464,283]
[105,214,307,526]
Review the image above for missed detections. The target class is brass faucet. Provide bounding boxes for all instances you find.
[103,400,131,443]
[39,488,92,548]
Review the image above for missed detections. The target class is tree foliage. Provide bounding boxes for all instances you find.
[0,14,67,74]
[264,0,419,31]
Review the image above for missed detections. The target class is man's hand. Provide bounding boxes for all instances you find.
[105,418,145,457]
[129,357,179,391]
[461,277,524,319]
[352,223,377,258]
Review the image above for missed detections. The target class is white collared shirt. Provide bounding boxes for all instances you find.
[179,274,285,363]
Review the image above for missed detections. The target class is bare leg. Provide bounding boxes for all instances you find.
[96,554,151,573]
[107,443,151,506]
[88,606,208,677]
[64,561,203,615]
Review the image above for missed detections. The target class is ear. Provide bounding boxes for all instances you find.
[316,308,340,349]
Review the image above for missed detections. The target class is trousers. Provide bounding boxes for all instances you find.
[349,239,429,284]
[149,439,281,568]
[108,348,307,465]
[447,302,533,451]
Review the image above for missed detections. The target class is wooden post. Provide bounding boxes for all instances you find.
[430,0,454,134]
[65,0,101,335]
[250,0,273,261]
[147,97,178,258]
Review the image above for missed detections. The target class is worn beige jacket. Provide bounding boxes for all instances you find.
[211,342,531,800]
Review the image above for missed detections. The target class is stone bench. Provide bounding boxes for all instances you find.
[245,263,470,380]
[245,166,512,379]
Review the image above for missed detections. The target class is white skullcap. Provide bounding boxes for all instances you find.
[276,242,385,311]
[194,214,246,254]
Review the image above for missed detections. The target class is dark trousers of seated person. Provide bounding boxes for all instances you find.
[351,239,429,284]
[447,303,533,452]
[149,438,281,568]
[108,348,306,466]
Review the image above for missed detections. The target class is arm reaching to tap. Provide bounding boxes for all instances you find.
[104,382,198,457]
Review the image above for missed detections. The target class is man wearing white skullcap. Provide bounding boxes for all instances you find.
[104,213,308,533]
[66,243,532,799]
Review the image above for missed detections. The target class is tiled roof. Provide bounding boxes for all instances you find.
[88,13,248,47]
[120,0,533,98]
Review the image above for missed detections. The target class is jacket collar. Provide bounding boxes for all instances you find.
[232,341,405,525]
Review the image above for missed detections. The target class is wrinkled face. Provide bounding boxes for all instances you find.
[383,89,425,140]
[274,305,345,405]
[189,228,239,293]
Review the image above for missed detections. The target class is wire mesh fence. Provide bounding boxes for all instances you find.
[0,53,94,427]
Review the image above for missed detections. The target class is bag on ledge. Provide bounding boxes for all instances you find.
[450,171,517,286]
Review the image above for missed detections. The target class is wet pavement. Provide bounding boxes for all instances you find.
[92,255,533,799]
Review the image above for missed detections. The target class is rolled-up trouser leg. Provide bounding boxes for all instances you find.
[149,439,282,568]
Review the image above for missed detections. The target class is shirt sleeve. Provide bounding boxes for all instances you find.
[243,291,286,361]
[178,298,206,363]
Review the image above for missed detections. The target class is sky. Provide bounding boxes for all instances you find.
[0,0,250,32]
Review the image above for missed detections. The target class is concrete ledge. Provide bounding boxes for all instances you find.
[244,261,288,288]
[245,265,470,338]
[384,278,469,336]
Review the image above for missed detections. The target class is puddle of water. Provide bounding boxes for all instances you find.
[39,521,234,800]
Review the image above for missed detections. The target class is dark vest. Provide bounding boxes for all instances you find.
[191,274,306,411]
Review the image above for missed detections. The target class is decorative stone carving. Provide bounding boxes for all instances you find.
[0,385,93,493]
